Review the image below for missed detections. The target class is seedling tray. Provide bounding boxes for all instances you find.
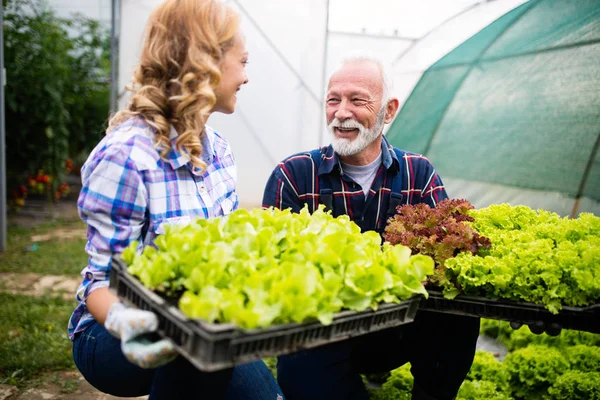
[420,289,600,334]
[109,256,421,371]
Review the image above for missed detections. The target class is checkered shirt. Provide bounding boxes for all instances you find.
[262,136,447,233]
[68,117,238,340]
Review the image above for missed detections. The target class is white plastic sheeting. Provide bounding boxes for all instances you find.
[46,0,112,26]
[116,0,527,206]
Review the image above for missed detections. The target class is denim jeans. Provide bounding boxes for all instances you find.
[73,321,285,400]
[277,311,480,400]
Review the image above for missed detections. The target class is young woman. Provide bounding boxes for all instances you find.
[68,1,284,398]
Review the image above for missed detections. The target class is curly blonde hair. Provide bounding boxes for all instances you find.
[108,0,240,171]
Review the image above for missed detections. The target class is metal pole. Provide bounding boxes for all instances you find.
[571,133,600,218]
[328,30,418,42]
[0,4,7,252]
[318,0,330,146]
[109,0,119,114]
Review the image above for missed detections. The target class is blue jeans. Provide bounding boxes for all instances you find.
[73,321,285,399]
[277,311,480,400]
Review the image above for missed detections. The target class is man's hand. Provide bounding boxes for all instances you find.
[104,301,178,368]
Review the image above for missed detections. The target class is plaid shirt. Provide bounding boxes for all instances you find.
[262,137,447,233]
[68,117,238,340]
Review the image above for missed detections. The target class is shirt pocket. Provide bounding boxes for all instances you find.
[219,197,234,217]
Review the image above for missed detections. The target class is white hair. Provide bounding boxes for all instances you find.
[327,55,394,102]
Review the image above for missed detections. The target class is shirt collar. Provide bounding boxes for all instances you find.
[164,125,214,171]
[318,135,400,176]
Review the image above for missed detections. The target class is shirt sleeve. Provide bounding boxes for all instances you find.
[419,159,448,208]
[75,143,148,303]
[262,163,306,212]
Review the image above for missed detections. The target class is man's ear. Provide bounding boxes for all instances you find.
[384,98,400,124]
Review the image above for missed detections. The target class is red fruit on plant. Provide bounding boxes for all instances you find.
[19,185,27,195]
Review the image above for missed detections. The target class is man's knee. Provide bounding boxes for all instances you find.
[277,351,367,400]
[277,354,323,397]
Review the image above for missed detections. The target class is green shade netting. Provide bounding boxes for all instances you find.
[387,0,600,205]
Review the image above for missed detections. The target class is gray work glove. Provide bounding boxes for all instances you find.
[104,301,178,368]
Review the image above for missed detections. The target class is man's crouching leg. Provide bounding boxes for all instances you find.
[408,312,480,400]
[277,339,369,400]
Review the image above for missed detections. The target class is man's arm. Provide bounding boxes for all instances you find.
[422,169,448,207]
[414,156,448,207]
[263,161,305,212]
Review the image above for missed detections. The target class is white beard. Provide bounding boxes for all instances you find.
[328,106,386,157]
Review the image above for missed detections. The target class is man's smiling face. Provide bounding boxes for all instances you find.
[325,61,386,156]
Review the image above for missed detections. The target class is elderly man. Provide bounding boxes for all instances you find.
[262,56,480,400]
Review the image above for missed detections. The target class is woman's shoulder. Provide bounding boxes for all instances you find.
[104,117,157,153]
[204,125,232,156]
[86,117,162,171]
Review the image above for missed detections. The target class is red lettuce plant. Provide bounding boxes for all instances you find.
[383,199,491,291]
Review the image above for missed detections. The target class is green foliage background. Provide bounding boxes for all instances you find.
[3,0,110,197]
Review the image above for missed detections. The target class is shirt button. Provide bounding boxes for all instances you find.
[198,185,206,193]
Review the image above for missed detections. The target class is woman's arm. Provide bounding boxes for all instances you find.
[86,287,120,325]
[77,140,148,323]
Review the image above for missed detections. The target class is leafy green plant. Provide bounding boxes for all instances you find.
[383,199,491,296]
[367,338,600,400]
[502,324,600,352]
[565,345,600,373]
[263,357,277,378]
[547,371,600,400]
[466,351,510,392]
[480,318,515,344]
[367,386,411,400]
[457,380,513,400]
[381,364,413,393]
[445,205,600,312]
[367,386,410,400]
[124,206,434,329]
[504,345,568,399]
[4,0,109,206]
[367,364,413,400]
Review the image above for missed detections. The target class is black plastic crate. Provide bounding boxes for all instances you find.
[420,289,600,334]
[109,257,421,371]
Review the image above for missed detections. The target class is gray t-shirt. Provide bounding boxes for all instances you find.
[341,152,382,198]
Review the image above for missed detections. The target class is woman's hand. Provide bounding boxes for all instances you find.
[104,301,178,368]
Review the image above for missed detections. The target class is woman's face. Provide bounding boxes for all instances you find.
[213,32,249,114]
